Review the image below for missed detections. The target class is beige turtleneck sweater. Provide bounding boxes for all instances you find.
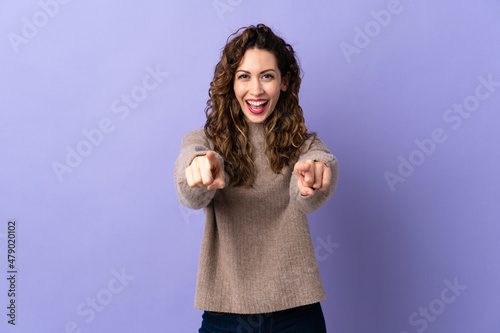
[174,122,338,314]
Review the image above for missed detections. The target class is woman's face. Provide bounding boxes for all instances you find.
[233,48,288,123]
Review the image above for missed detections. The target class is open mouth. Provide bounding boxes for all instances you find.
[246,99,269,114]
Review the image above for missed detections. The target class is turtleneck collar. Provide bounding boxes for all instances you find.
[245,121,265,146]
[246,121,265,133]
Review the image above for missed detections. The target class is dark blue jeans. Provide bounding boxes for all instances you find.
[199,302,327,333]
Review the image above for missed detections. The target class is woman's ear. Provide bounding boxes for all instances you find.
[281,72,290,91]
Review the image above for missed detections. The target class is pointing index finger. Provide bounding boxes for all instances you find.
[294,160,311,173]
[205,151,219,170]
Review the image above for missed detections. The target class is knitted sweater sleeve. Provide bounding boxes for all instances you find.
[289,135,339,214]
[174,130,226,210]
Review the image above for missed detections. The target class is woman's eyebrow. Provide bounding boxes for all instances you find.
[235,69,277,74]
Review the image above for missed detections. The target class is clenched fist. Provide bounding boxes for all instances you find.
[294,159,331,196]
[185,151,225,190]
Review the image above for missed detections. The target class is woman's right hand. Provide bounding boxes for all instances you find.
[185,151,226,190]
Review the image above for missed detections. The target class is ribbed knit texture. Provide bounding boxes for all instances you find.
[174,122,338,314]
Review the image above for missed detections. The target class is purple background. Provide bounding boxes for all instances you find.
[1,0,499,332]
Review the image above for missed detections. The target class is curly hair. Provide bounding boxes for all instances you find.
[204,23,314,187]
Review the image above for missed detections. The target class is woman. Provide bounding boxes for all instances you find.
[175,24,338,333]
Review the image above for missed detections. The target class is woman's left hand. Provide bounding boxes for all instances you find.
[294,159,331,196]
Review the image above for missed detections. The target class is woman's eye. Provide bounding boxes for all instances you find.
[262,74,274,79]
[238,74,249,79]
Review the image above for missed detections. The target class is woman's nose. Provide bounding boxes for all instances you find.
[249,79,264,96]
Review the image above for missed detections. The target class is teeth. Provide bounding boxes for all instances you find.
[247,100,267,106]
